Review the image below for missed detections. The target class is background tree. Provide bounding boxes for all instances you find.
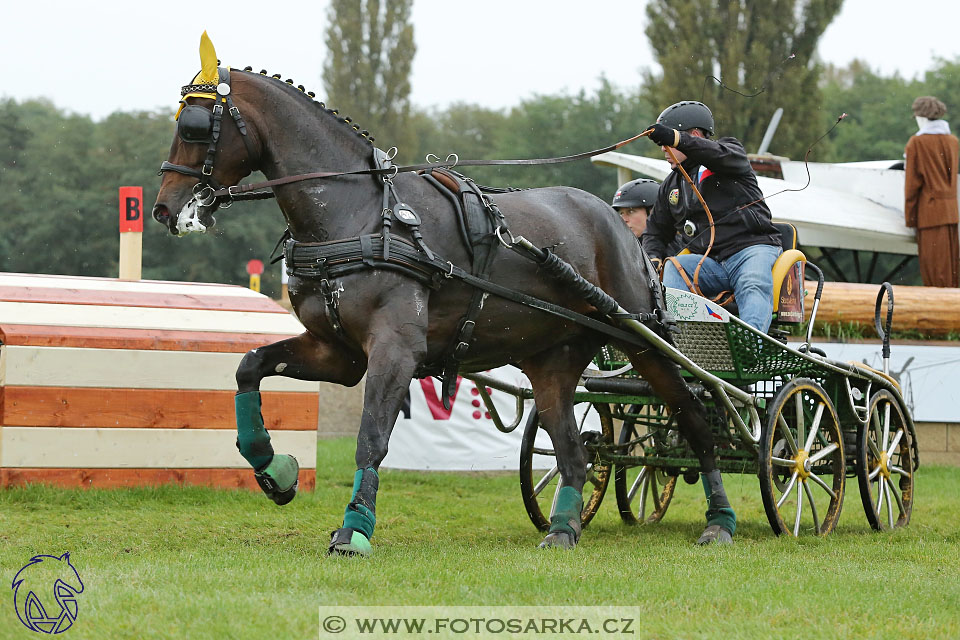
[323,0,416,159]
[644,0,843,159]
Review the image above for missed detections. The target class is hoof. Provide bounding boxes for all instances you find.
[537,531,578,550]
[328,528,372,557]
[254,454,299,506]
[696,524,734,545]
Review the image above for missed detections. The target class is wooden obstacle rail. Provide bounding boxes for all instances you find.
[803,281,960,337]
[0,272,319,490]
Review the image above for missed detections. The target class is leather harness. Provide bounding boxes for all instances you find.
[159,70,674,407]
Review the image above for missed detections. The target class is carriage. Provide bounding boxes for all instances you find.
[156,35,918,552]
[469,268,918,537]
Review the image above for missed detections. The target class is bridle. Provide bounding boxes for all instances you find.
[158,67,259,210]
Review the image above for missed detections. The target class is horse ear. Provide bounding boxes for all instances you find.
[197,31,219,85]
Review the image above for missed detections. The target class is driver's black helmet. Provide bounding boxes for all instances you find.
[657,101,715,137]
[612,178,660,210]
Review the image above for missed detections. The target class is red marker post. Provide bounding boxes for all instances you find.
[118,186,143,280]
[246,259,264,293]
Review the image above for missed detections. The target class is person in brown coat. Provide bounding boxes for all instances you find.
[905,96,960,287]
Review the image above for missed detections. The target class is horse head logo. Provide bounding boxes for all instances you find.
[11,553,84,634]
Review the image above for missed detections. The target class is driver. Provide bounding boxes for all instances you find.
[640,100,782,333]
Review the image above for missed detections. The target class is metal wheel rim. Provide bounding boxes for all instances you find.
[614,407,676,525]
[857,390,913,531]
[761,378,845,537]
[520,403,612,531]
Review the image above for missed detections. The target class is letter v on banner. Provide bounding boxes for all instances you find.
[419,377,462,420]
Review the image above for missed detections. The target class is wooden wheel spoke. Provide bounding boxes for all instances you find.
[886,429,904,458]
[804,403,825,451]
[808,471,837,500]
[777,414,799,454]
[777,472,799,509]
[889,464,911,479]
[809,443,839,464]
[794,393,806,452]
[868,436,883,460]
[876,477,886,514]
[771,456,795,467]
[627,466,646,502]
[793,480,804,536]
[884,481,895,528]
[881,403,891,452]
[637,473,649,518]
[803,481,821,535]
[888,480,906,517]
[533,466,559,497]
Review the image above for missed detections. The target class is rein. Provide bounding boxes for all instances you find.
[209,131,652,203]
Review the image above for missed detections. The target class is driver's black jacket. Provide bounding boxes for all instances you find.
[640,133,781,263]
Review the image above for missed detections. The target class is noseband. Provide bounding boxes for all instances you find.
[158,67,258,208]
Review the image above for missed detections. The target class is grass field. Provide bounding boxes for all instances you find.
[1,437,958,639]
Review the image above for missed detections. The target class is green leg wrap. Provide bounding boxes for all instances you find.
[235,391,274,470]
[548,486,583,540]
[342,468,379,541]
[702,470,737,536]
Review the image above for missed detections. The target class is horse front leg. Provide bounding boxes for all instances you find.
[328,309,428,557]
[520,338,603,550]
[630,349,735,545]
[234,331,365,505]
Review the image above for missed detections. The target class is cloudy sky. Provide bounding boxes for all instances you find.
[2,0,958,120]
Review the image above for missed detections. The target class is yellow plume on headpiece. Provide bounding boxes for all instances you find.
[178,31,220,117]
[196,31,219,86]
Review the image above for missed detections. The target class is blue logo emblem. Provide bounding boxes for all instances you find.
[11,553,84,634]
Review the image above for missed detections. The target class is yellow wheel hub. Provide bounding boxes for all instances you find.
[878,451,890,479]
[793,449,811,480]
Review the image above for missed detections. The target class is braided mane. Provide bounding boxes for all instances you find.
[240,66,376,146]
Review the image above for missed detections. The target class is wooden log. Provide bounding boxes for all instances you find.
[804,281,960,336]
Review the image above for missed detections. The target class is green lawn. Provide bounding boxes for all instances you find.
[1,437,957,639]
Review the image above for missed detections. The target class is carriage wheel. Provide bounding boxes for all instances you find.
[519,403,613,531]
[856,390,914,530]
[759,378,845,536]
[614,405,677,525]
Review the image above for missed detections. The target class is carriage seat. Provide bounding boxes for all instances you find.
[669,222,806,331]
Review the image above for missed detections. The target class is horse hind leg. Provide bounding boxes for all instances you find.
[520,338,604,550]
[234,332,364,506]
[627,348,735,544]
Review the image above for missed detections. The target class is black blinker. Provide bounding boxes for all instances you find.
[178,105,214,143]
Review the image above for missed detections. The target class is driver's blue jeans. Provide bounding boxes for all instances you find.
[662,244,782,333]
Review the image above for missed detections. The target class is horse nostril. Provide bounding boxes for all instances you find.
[152,204,170,223]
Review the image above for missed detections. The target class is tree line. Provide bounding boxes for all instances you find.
[1,0,957,295]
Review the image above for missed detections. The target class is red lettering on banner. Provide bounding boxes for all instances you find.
[418,377,462,420]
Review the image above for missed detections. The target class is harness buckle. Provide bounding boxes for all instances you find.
[229,106,240,117]
[445,261,455,278]
[213,104,224,115]
[202,164,213,176]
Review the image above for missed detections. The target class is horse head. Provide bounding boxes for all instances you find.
[154,32,380,241]
[153,31,260,236]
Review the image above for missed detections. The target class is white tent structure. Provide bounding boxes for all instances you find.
[592,152,917,256]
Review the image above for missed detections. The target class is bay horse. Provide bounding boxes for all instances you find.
[153,35,735,554]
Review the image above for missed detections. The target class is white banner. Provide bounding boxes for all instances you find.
[810,341,960,423]
[382,366,600,471]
